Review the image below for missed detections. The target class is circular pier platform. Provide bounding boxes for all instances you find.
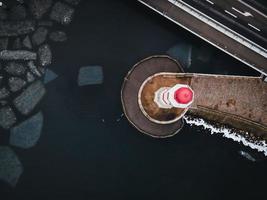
[121,55,184,138]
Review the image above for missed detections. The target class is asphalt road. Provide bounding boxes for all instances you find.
[181,0,267,49]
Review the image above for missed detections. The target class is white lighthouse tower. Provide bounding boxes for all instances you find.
[154,84,194,109]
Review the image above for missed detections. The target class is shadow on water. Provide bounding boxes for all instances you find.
[2,0,266,199]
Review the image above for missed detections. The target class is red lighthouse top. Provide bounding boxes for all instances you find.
[174,87,193,104]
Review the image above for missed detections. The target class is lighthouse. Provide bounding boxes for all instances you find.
[154,84,194,109]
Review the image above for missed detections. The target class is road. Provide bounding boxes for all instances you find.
[138,0,267,76]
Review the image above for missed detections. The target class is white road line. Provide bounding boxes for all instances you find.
[137,0,267,76]
[232,7,253,17]
[168,0,267,58]
[0,2,2,6]
[238,0,267,18]
[205,0,214,5]
[248,23,261,31]
[225,10,237,18]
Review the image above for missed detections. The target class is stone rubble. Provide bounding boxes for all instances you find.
[32,27,48,46]
[13,80,46,115]
[0,50,37,60]
[10,112,43,149]
[5,62,26,76]
[8,77,26,92]
[0,88,10,100]
[49,31,67,42]
[0,107,17,129]
[50,2,74,25]
[22,35,32,49]
[0,38,8,51]
[29,0,53,19]
[0,21,35,37]
[28,61,42,77]
[38,44,52,66]
[0,146,23,187]
[78,66,104,86]
[12,38,22,50]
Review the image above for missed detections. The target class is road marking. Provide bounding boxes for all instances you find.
[167,0,267,58]
[138,0,267,76]
[0,2,2,6]
[205,0,214,5]
[248,23,261,31]
[238,0,267,18]
[232,7,253,17]
[225,10,237,18]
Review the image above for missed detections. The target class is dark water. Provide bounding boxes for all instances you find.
[2,1,267,199]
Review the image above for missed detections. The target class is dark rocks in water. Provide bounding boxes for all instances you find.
[0,50,37,60]
[13,80,45,115]
[64,0,81,5]
[38,44,52,66]
[12,38,22,50]
[38,20,53,27]
[28,61,42,77]
[0,21,35,37]
[238,150,257,162]
[32,27,48,46]
[49,31,67,42]
[10,112,43,149]
[0,38,8,51]
[0,106,17,129]
[10,4,27,20]
[44,69,58,84]
[8,77,26,92]
[167,43,192,68]
[0,146,23,187]
[0,7,7,20]
[0,100,7,106]
[0,88,10,99]
[50,2,74,25]
[78,66,104,86]
[29,0,52,19]
[22,35,32,49]
[26,72,35,83]
[5,62,26,75]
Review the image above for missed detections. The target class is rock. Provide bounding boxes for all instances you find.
[31,27,48,46]
[0,21,35,37]
[38,20,53,27]
[10,5,26,20]
[0,100,7,106]
[13,80,45,115]
[12,38,22,50]
[167,43,192,68]
[5,62,26,76]
[22,36,32,49]
[0,146,23,187]
[78,66,104,86]
[0,88,10,99]
[239,150,257,162]
[49,31,67,42]
[0,107,17,129]
[26,72,35,83]
[0,38,8,51]
[8,77,26,92]
[10,112,43,149]
[50,2,74,25]
[29,0,52,19]
[38,44,52,66]
[0,8,7,20]
[64,0,81,5]
[0,50,37,60]
[44,69,58,84]
[28,61,42,77]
